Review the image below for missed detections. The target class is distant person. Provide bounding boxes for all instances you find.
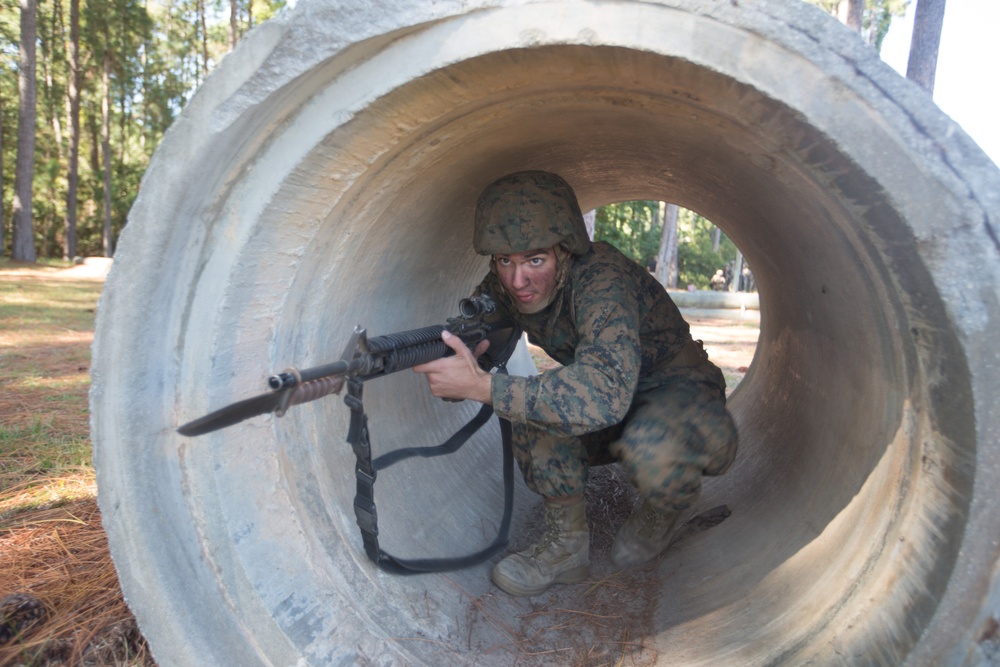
[710,269,727,291]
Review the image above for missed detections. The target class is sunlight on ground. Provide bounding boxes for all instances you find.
[0,473,97,518]
[688,316,759,391]
[16,373,91,390]
[0,329,94,348]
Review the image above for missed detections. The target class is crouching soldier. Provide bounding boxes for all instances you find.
[414,171,738,596]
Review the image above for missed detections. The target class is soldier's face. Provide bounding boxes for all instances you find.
[495,247,559,314]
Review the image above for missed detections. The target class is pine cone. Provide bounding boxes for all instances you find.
[0,592,48,644]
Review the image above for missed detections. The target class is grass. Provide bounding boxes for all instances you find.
[0,258,153,666]
[0,261,99,519]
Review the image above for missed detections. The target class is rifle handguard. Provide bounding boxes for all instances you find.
[284,375,346,413]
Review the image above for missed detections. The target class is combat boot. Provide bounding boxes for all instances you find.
[491,498,589,596]
[611,499,680,568]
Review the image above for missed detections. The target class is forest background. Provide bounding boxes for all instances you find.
[0,0,926,289]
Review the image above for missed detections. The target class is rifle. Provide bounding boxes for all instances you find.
[176,293,520,437]
[177,293,522,574]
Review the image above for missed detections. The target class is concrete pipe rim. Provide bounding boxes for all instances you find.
[90,0,1000,665]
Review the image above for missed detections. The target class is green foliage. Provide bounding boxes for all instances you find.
[594,201,662,270]
[676,208,737,289]
[867,0,908,52]
[0,0,288,258]
[594,201,737,289]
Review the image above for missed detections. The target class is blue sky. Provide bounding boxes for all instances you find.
[881,0,1000,165]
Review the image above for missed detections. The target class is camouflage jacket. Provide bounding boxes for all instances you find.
[479,242,726,437]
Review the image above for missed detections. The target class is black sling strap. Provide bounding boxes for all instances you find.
[344,370,515,574]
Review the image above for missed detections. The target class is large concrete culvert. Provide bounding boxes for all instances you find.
[90,0,1000,664]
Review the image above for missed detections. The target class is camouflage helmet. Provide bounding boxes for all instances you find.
[473,171,592,256]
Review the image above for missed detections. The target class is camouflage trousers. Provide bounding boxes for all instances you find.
[511,378,738,511]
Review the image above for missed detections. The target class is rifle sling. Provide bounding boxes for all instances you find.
[344,371,514,575]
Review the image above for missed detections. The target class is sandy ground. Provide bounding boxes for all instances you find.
[686,312,759,391]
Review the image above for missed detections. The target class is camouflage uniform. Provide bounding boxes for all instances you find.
[474,173,737,514]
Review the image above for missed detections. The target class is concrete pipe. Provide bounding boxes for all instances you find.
[90,0,1000,664]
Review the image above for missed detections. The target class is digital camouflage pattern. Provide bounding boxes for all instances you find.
[478,241,738,511]
[473,171,592,256]
[507,379,737,509]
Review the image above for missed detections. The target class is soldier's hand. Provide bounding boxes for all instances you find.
[413,331,493,404]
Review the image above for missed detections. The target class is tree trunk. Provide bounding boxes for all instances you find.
[230,0,239,50]
[1,94,5,254]
[200,0,209,76]
[906,0,947,94]
[141,0,150,152]
[44,0,64,157]
[39,0,63,259]
[711,225,721,253]
[102,49,114,257]
[838,0,864,33]
[12,0,38,262]
[88,112,100,175]
[119,85,129,164]
[64,0,80,259]
[654,202,679,288]
[730,250,742,292]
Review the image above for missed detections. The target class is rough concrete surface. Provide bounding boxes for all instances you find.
[90,0,1000,665]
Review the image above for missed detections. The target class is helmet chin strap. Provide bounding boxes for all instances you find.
[552,244,572,292]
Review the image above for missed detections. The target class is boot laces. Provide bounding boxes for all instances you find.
[635,503,675,539]
[529,505,565,556]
